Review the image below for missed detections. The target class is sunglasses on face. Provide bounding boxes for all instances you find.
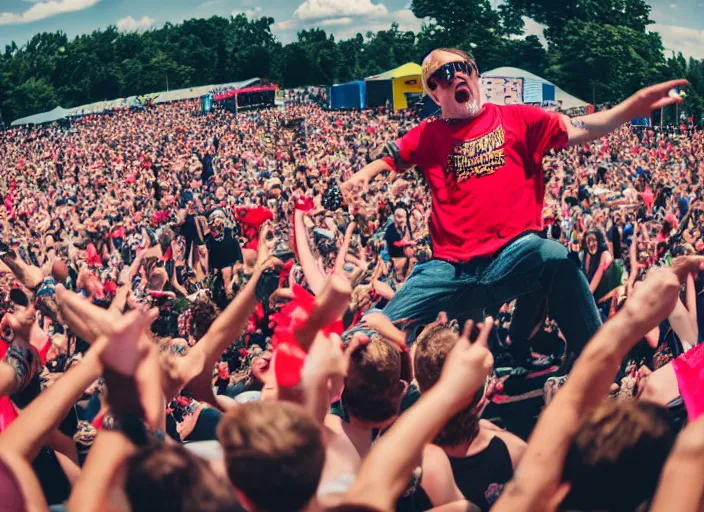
[427,61,474,91]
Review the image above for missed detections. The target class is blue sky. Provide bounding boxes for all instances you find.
[0,0,703,59]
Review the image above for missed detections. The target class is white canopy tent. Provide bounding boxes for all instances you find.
[11,106,72,126]
[481,66,588,109]
[11,78,261,125]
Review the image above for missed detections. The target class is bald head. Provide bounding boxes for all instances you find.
[421,47,482,120]
[421,48,476,94]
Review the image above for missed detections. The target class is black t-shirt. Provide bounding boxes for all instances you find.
[385,223,408,259]
[608,226,622,260]
[206,227,243,271]
[180,214,204,245]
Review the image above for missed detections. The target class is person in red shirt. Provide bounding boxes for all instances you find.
[343,47,687,370]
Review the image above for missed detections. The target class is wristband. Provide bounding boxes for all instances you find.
[101,412,165,446]
[295,196,315,212]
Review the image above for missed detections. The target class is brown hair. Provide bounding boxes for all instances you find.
[125,443,242,512]
[421,48,478,94]
[189,299,220,341]
[342,336,405,424]
[414,322,484,446]
[561,399,674,511]
[217,401,325,512]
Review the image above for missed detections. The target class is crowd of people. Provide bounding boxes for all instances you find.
[0,46,703,512]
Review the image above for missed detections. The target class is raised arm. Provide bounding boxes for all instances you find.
[685,273,698,343]
[0,339,104,462]
[293,210,326,295]
[69,312,164,512]
[342,319,494,511]
[494,260,703,511]
[564,80,687,146]
[334,221,356,274]
[340,159,392,203]
[182,262,269,406]
[183,228,283,406]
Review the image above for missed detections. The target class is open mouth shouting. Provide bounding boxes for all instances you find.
[455,81,471,103]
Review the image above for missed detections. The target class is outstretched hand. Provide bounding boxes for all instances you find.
[626,79,688,119]
[438,318,495,413]
[341,174,369,206]
[99,304,159,376]
[670,255,704,284]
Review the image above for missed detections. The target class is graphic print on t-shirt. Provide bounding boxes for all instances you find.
[446,125,505,182]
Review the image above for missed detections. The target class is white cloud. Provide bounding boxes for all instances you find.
[116,15,155,32]
[293,0,388,21]
[325,8,423,39]
[200,0,222,7]
[668,3,677,8]
[319,17,354,26]
[650,23,704,59]
[0,0,100,25]
[274,1,426,42]
[274,19,296,30]
[232,6,262,18]
[511,16,548,48]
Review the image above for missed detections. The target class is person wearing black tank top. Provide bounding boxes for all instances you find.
[412,321,526,511]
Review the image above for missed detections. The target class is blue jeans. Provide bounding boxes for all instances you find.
[377,233,602,359]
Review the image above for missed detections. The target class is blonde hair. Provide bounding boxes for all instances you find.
[421,48,478,94]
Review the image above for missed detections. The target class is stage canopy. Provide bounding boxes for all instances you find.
[214,84,278,101]
[330,81,367,110]
[365,63,423,111]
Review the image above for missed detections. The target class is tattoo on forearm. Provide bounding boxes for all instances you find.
[571,118,586,129]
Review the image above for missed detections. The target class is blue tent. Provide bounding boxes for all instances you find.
[330,81,366,110]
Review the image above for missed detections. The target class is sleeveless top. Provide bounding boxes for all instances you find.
[593,260,623,302]
[397,436,514,512]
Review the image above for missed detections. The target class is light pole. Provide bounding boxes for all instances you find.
[165,73,169,92]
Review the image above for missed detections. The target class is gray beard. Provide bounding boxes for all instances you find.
[453,98,482,120]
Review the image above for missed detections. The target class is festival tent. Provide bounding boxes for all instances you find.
[213,84,277,101]
[480,67,588,109]
[154,78,260,104]
[330,81,367,110]
[214,84,279,112]
[365,63,424,110]
[11,78,261,125]
[11,106,72,126]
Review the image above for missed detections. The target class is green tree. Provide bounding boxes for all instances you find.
[337,34,365,83]
[543,21,665,104]
[501,0,664,104]
[296,29,341,85]
[5,77,59,119]
[278,42,317,88]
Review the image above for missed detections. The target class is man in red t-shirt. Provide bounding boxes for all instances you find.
[343,48,687,369]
